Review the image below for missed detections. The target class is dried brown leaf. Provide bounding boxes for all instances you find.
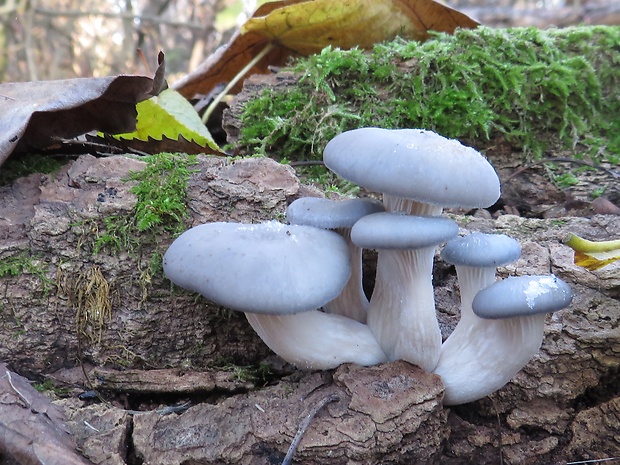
[0,75,154,166]
[90,133,222,155]
[173,0,478,99]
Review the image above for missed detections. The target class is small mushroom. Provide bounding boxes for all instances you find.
[434,273,572,405]
[433,232,521,404]
[163,221,387,370]
[287,196,384,322]
[351,212,458,371]
[439,232,522,326]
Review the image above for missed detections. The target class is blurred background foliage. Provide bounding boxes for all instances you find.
[0,0,617,84]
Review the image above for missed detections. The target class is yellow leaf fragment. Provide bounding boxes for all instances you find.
[241,0,478,55]
[565,233,620,271]
[113,88,220,152]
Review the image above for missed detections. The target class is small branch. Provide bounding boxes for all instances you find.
[4,369,31,408]
[281,394,339,465]
[566,459,620,464]
[493,400,504,465]
[24,0,38,81]
[202,42,275,123]
[125,401,192,416]
[288,160,325,167]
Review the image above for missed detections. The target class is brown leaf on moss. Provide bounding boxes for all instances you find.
[173,0,478,99]
[242,0,479,54]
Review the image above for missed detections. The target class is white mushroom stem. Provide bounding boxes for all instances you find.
[451,265,497,325]
[433,313,545,406]
[434,265,541,405]
[363,194,444,371]
[245,311,388,370]
[323,228,368,323]
[383,194,443,217]
[367,246,441,371]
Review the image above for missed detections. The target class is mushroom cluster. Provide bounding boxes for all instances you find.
[163,128,573,405]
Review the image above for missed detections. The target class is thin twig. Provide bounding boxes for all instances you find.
[281,394,339,465]
[289,160,325,167]
[566,458,620,464]
[125,401,192,416]
[202,42,275,124]
[83,420,100,432]
[33,7,206,30]
[24,0,39,81]
[493,400,504,465]
[4,370,31,408]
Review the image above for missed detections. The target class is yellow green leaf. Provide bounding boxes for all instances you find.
[241,0,479,55]
[565,233,620,271]
[113,88,220,152]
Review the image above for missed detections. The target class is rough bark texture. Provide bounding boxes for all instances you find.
[0,154,301,376]
[0,154,619,464]
[125,363,446,465]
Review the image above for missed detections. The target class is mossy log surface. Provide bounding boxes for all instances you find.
[225,25,619,163]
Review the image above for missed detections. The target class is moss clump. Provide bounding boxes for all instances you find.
[0,153,65,186]
[238,25,619,161]
[0,254,28,277]
[0,252,53,296]
[92,153,197,255]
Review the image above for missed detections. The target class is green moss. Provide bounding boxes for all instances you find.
[216,359,274,385]
[92,153,197,255]
[0,153,65,186]
[238,26,619,161]
[0,254,28,277]
[0,252,53,296]
[128,153,197,234]
[33,379,71,396]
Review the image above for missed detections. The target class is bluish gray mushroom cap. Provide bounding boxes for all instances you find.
[163,221,351,314]
[287,197,384,229]
[323,128,500,208]
[441,232,522,267]
[351,212,458,250]
[472,275,573,319]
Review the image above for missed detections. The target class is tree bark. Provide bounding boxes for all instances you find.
[1,153,619,464]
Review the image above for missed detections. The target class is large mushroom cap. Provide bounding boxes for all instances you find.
[287,197,384,229]
[163,221,351,314]
[323,128,500,208]
[351,212,458,250]
[472,275,573,319]
[441,232,522,267]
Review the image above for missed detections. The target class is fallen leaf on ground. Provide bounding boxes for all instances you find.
[173,0,478,99]
[565,233,620,270]
[0,76,154,167]
[108,88,221,154]
[0,363,94,465]
[242,0,479,54]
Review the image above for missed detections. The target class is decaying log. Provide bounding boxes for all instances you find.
[0,155,300,376]
[0,154,619,464]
